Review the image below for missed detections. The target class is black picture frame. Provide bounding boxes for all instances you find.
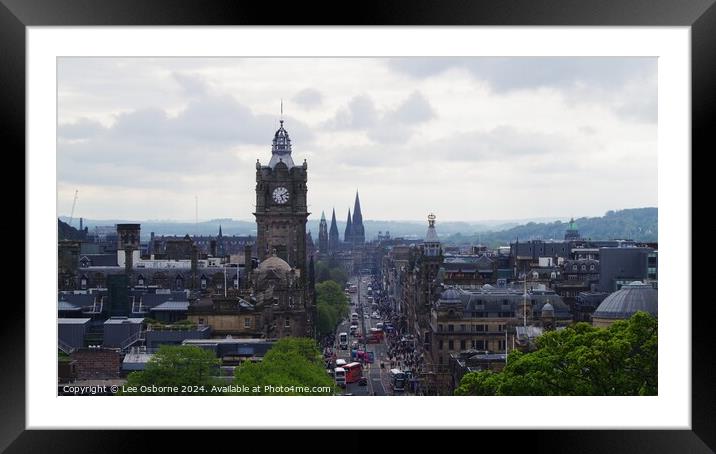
[4,0,709,450]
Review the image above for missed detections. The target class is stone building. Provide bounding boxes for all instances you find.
[427,285,571,367]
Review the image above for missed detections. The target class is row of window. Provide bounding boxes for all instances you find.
[437,323,507,333]
[570,264,597,271]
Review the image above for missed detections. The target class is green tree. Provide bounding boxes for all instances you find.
[455,312,657,396]
[315,280,350,337]
[233,338,334,395]
[119,345,223,395]
[316,260,348,288]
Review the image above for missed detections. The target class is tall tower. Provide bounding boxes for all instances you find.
[254,118,309,280]
[344,209,353,246]
[423,213,441,256]
[116,223,140,270]
[328,208,339,253]
[318,211,328,254]
[351,191,365,245]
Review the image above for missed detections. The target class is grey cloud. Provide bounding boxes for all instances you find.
[388,57,657,123]
[292,88,323,109]
[58,93,314,189]
[326,91,436,144]
[430,126,572,162]
[58,118,106,140]
[327,95,379,129]
[388,57,655,92]
[172,72,209,97]
[385,91,435,124]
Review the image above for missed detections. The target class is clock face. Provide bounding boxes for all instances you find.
[272,186,289,204]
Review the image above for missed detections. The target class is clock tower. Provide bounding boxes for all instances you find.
[254,118,309,281]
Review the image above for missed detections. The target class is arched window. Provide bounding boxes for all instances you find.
[175,275,184,290]
[590,264,595,271]
[581,264,587,271]
[572,265,577,271]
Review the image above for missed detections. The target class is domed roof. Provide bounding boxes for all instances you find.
[268,119,295,169]
[593,282,657,320]
[439,287,462,301]
[541,302,554,316]
[257,253,292,274]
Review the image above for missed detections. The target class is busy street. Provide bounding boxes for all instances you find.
[321,273,424,396]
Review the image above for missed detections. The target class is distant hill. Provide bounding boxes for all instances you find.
[444,208,658,246]
[59,208,656,244]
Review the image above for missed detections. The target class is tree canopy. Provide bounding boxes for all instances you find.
[315,280,350,337]
[315,259,348,288]
[119,345,222,395]
[233,338,334,395]
[455,312,658,396]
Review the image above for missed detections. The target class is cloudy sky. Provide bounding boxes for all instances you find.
[57,57,657,223]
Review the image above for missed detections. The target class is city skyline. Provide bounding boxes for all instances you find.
[58,57,657,222]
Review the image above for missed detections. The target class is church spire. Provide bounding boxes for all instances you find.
[318,211,328,254]
[351,191,365,245]
[344,208,353,244]
[353,191,363,225]
[328,208,339,253]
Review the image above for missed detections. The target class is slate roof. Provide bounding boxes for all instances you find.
[593,282,657,319]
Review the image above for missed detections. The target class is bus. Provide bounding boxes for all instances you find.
[390,369,406,393]
[367,328,383,344]
[334,367,346,387]
[343,362,363,384]
[338,332,348,350]
[349,285,358,294]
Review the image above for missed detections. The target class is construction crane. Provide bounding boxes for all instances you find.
[68,189,79,226]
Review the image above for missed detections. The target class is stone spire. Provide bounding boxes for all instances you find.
[344,208,353,244]
[351,191,365,245]
[328,208,339,253]
[318,211,328,254]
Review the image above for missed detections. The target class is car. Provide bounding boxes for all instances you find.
[358,377,368,386]
[364,314,370,319]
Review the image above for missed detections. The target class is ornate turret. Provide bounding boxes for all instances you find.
[423,213,441,256]
[268,119,295,169]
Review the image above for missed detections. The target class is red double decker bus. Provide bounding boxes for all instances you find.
[343,362,363,384]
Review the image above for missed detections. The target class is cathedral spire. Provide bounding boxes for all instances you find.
[351,191,365,245]
[344,208,353,244]
[318,211,328,254]
[353,191,363,225]
[328,208,339,253]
